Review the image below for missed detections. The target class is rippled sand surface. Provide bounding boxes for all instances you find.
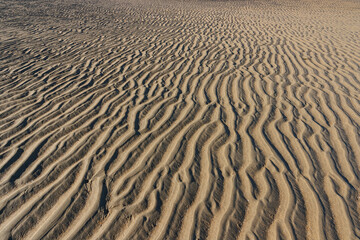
[1,0,360,239]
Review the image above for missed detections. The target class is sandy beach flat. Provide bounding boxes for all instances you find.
[0,0,360,239]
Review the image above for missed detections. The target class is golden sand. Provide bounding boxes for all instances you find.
[0,0,360,239]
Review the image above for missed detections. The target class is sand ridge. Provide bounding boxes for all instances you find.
[0,0,360,239]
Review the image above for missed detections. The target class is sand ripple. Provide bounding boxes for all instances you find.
[0,0,360,239]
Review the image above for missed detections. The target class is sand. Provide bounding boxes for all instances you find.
[0,0,360,239]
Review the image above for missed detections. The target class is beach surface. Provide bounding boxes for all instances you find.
[0,0,360,239]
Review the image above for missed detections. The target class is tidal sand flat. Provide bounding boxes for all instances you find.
[0,0,360,239]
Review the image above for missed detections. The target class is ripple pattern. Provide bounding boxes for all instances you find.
[0,0,360,239]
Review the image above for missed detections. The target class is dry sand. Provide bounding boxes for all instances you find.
[0,0,360,239]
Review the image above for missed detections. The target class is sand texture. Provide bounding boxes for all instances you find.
[0,0,360,239]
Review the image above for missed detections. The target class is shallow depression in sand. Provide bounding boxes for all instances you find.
[0,0,360,239]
